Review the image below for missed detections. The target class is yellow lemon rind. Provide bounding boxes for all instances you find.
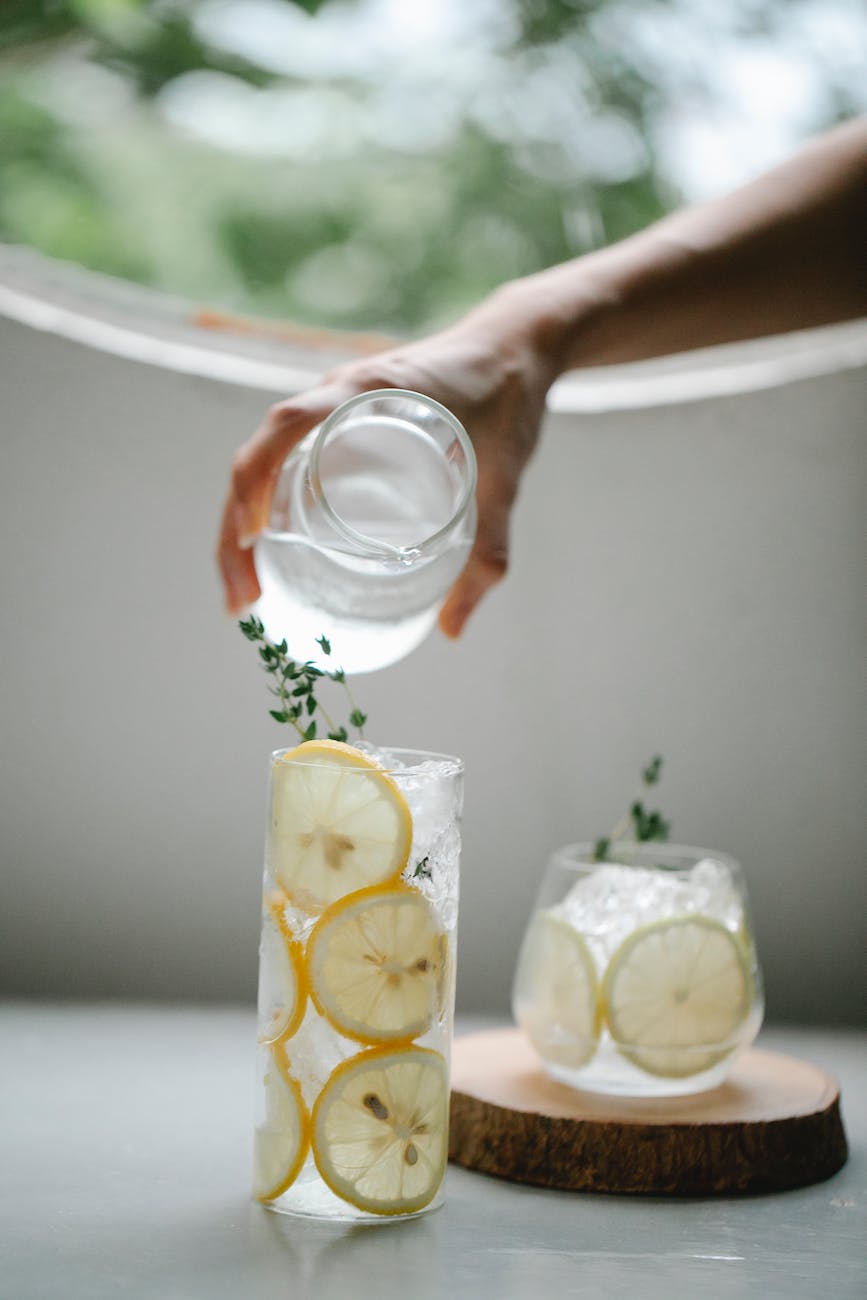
[311,1044,448,1217]
[270,741,413,915]
[306,882,445,1047]
[252,1060,311,1203]
[258,890,308,1046]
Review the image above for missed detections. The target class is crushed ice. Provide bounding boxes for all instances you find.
[555,857,744,968]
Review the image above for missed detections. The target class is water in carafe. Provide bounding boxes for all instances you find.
[253,391,477,673]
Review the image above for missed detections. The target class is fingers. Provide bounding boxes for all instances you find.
[218,493,261,615]
[438,459,513,639]
[233,384,351,538]
[438,546,508,639]
[217,381,352,615]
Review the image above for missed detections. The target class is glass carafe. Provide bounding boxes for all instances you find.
[253,389,477,673]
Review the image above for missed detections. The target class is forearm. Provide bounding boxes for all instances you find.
[493,117,867,374]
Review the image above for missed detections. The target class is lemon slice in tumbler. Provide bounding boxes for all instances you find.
[252,1055,310,1201]
[603,915,752,1078]
[308,884,446,1045]
[269,740,412,913]
[312,1045,448,1216]
[258,892,306,1044]
[512,909,601,1068]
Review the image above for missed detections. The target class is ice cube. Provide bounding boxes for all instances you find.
[288,1007,351,1107]
[555,856,744,967]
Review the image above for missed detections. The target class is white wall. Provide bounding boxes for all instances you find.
[1,290,865,1024]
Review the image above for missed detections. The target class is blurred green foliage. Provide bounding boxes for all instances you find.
[0,0,862,334]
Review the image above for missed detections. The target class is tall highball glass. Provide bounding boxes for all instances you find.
[252,744,462,1220]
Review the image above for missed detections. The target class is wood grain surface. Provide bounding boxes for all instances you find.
[448,1028,848,1195]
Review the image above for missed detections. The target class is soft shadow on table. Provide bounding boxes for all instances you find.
[247,1202,443,1297]
[42,1195,440,1300]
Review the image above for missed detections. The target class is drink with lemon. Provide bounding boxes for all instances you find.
[512,844,764,1097]
[253,739,462,1219]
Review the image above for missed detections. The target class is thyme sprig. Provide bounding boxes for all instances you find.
[593,755,671,863]
[239,617,367,742]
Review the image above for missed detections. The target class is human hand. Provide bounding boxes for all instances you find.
[217,289,559,638]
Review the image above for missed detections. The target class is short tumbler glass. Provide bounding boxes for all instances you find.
[512,843,764,1097]
[252,744,463,1219]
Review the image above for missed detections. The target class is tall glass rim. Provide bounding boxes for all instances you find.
[270,744,463,777]
[307,388,478,560]
[549,841,743,878]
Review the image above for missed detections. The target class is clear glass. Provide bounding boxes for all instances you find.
[253,745,463,1221]
[512,843,764,1098]
[253,389,477,674]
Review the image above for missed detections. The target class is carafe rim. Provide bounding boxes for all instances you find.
[307,388,478,560]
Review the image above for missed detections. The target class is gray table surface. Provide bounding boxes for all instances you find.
[1,1002,864,1300]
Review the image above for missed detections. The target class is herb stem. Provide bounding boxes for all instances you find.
[608,808,634,845]
[316,698,339,735]
[594,755,670,863]
[342,679,365,739]
[240,617,368,743]
[274,652,306,740]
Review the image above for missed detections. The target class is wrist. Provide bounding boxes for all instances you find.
[480,258,625,378]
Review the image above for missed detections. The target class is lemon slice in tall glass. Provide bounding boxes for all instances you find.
[307,884,445,1045]
[269,740,412,913]
[258,892,306,1044]
[312,1046,448,1216]
[252,1054,310,1201]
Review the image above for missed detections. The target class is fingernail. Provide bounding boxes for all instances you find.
[237,532,258,551]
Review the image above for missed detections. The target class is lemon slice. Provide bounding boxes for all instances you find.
[312,1046,448,1216]
[512,909,601,1068]
[252,1053,310,1201]
[603,915,752,1078]
[308,885,446,1045]
[258,892,306,1044]
[269,740,412,914]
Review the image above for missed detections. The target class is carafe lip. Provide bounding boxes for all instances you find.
[307,388,478,560]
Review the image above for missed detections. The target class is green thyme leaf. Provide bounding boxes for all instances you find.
[596,757,671,860]
[239,616,261,641]
[239,621,369,741]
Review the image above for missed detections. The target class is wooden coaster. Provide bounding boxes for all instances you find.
[448,1028,848,1195]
